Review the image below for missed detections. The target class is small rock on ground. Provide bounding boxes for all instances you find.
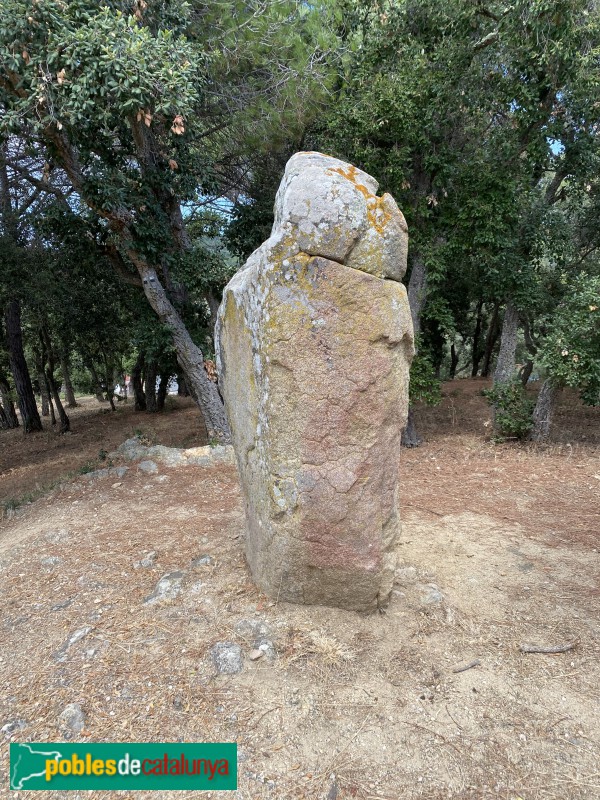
[55,626,93,662]
[135,550,158,569]
[1,720,27,737]
[138,460,158,475]
[211,642,243,674]
[144,571,184,605]
[58,703,86,736]
[191,554,214,567]
[41,556,62,568]
[234,619,272,640]
[419,583,445,605]
[395,565,418,584]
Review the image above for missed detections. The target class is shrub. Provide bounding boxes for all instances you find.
[409,349,442,406]
[483,380,534,440]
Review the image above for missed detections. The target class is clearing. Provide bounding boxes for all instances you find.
[1,381,599,799]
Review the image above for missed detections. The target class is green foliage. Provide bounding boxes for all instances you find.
[483,381,535,440]
[538,273,600,405]
[409,348,442,406]
[77,461,97,475]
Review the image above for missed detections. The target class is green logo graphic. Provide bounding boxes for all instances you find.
[10,743,237,791]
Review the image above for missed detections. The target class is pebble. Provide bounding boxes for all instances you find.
[58,703,86,736]
[51,599,72,612]
[395,565,418,584]
[191,555,214,567]
[1,720,27,737]
[55,626,93,662]
[80,468,110,482]
[44,528,70,543]
[419,583,445,605]
[143,572,184,605]
[234,619,272,640]
[255,639,277,661]
[138,460,158,475]
[40,556,62,568]
[211,642,243,674]
[138,551,158,569]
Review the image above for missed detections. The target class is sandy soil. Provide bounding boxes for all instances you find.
[0,382,599,799]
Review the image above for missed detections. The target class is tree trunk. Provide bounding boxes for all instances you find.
[60,350,78,407]
[40,325,70,432]
[45,373,57,426]
[406,252,427,341]
[40,127,228,440]
[87,362,107,403]
[530,378,557,442]
[145,360,158,413]
[481,302,501,378]
[131,353,147,411]
[471,299,484,377]
[449,343,459,379]
[38,367,50,416]
[156,374,169,411]
[4,299,43,433]
[0,370,19,428]
[520,359,534,387]
[134,263,230,441]
[46,366,70,432]
[493,301,520,385]
[402,251,428,447]
[177,372,188,396]
[401,407,422,448]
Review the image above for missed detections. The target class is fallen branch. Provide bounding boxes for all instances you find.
[519,642,576,654]
[452,659,481,673]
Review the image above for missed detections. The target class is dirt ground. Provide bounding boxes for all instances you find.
[0,395,207,509]
[0,381,599,799]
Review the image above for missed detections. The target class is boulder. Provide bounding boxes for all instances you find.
[215,152,413,611]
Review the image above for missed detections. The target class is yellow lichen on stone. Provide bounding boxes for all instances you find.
[328,165,373,201]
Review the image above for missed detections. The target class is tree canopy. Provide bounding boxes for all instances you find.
[1,0,598,441]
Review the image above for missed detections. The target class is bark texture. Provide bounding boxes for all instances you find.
[0,370,19,428]
[481,302,501,377]
[157,374,169,411]
[46,366,70,433]
[60,350,78,407]
[145,361,158,413]
[401,250,428,447]
[471,300,484,376]
[530,378,558,442]
[131,354,147,411]
[4,299,42,432]
[494,301,520,384]
[136,265,230,441]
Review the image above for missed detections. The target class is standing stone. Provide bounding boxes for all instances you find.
[216,152,414,611]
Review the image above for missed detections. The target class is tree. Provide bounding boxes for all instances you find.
[3,297,43,432]
[309,0,528,442]
[531,273,600,439]
[0,0,334,441]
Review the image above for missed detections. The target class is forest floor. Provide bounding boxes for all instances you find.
[0,395,206,510]
[0,380,599,800]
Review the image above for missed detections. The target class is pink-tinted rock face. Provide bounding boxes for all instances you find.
[216,153,414,611]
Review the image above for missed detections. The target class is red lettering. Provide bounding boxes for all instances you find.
[217,759,229,776]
